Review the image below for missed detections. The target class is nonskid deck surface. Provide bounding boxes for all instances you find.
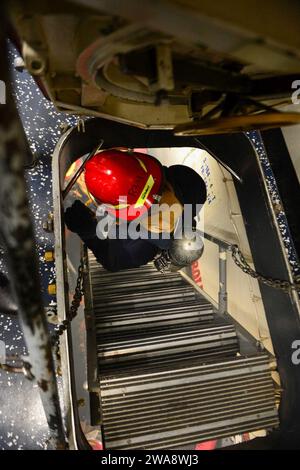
[86,252,279,449]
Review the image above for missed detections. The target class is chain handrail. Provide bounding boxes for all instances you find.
[204,231,300,294]
[51,258,85,360]
[231,244,300,293]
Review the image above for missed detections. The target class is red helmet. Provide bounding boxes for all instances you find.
[84,149,164,221]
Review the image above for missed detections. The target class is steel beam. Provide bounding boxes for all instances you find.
[0,15,66,449]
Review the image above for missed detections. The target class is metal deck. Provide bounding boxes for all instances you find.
[86,252,278,449]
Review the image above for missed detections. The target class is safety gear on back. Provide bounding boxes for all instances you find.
[84,149,164,221]
[154,229,204,273]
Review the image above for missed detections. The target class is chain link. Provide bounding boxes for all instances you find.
[0,258,85,379]
[231,244,300,293]
[51,258,85,361]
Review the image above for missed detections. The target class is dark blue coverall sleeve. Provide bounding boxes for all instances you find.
[65,201,160,271]
[82,235,160,272]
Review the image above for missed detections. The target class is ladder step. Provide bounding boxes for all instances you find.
[89,260,158,276]
[92,287,198,313]
[93,285,196,299]
[100,355,279,449]
[94,302,214,333]
[97,324,239,372]
[92,272,186,291]
[97,321,218,342]
[98,346,240,375]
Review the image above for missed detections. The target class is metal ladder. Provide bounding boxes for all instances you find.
[86,252,279,450]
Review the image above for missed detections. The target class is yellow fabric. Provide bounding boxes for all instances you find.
[139,182,183,234]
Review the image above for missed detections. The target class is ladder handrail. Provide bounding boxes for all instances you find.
[194,231,230,315]
[203,231,232,251]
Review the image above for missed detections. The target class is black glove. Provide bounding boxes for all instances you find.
[64,200,97,239]
[154,250,172,273]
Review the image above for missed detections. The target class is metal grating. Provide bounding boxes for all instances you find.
[97,323,239,373]
[86,252,278,449]
[100,355,279,449]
